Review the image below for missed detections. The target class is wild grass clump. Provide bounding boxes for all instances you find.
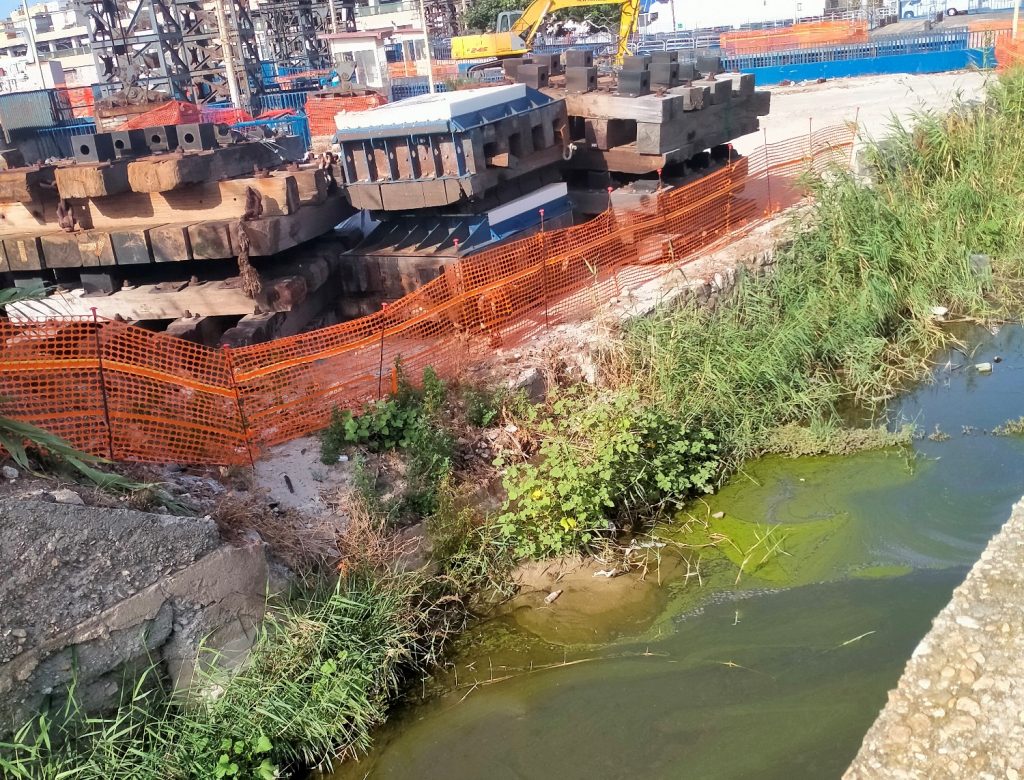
[614,70,1024,463]
[0,488,494,779]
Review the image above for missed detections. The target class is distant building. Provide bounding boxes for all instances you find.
[0,1,96,93]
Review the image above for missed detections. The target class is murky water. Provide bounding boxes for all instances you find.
[334,325,1024,780]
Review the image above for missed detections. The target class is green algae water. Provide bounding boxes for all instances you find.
[333,325,1024,780]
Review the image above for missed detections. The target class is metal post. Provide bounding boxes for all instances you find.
[539,208,550,330]
[222,345,257,472]
[90,308,115,460]
[376,324,387,399]
[215,0,243,109]
[418,0,435,94]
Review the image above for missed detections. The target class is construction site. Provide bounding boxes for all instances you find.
[5,0,1024,776]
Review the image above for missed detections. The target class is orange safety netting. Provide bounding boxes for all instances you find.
[118,100,256,130]
[388,60,460,80]
[0,125,853,467]
[996,37,1024,70]
[305,90,387,137]
[59,86,96,119]
[720,20,868,56]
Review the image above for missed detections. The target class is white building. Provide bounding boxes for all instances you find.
[0,1,96,93]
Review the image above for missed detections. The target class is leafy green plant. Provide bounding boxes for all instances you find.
[496,389,719,558]
[321,367,453,518]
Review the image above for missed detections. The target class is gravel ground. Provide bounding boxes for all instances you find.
[845,497,1024,779]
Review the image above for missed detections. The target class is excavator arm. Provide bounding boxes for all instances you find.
[510,0,640,64]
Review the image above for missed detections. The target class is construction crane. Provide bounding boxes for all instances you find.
[451,0,641,66]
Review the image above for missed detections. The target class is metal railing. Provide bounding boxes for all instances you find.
[36,117,95,157]
[722,28,972,70]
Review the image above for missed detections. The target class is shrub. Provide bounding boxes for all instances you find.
[496,390,719,558]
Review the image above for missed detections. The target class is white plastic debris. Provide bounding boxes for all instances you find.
[544,590,563,604]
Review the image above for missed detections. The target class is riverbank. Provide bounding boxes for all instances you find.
[845,497,1024,779]
[6,70,1024,778]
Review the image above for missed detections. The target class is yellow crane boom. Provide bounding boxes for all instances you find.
[452,0,640,66]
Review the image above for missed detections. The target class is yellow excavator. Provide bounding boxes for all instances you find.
[451,0,640,66]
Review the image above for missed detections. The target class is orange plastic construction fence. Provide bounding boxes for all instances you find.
[58,86,96,119]
[387,60,460,80]
[720,21,868,56]
[996,37,1024,71]
[305,91,388,138]
[0,125,854,467]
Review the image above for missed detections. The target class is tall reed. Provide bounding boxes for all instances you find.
[616,70,1024,461]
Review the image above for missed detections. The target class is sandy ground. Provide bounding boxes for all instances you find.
[733,70,991,155]
[253,436,354,512]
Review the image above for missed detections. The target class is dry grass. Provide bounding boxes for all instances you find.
[212,492,343,572]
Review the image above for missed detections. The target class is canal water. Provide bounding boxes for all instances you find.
[335,324,1024,780]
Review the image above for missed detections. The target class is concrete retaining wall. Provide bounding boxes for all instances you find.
[845,497,1024,779]
[0,500,271,736]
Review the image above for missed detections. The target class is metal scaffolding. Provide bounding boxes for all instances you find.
[250,0,356,72]
[76,0,262,105]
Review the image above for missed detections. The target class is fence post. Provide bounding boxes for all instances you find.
[763,127,774,214]
[539,208,550,330]
[850,107,860,167]
[807,116,814,174]
[90,308,115,460]
[222,345,256,472]
[376,321,387,399]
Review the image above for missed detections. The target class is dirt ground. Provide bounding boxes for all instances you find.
[733,70,990,155]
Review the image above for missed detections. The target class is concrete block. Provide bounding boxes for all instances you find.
[177,123,218,152]
[618,69,650,98]
[696,55,722,77]
[517,63,550,89]
[530,52,562,76]
[565,66,597,94]
[143,125,179,153]
[564,48,593,68]
[677,60,697,83]
[214,123,237,146]
[73,133,117,164]
[503,57,525,80]
[80,270,119,294]
[622,54,651,72]
[109,129,147,159]
[650,62,680,89]
[651,50,678,64]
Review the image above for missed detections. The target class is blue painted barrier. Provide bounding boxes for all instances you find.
[742,48,993,86]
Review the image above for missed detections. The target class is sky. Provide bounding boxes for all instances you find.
[1,0,22,22]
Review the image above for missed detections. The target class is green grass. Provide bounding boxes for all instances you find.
[615,70,1024,464]
[0,565,476,779]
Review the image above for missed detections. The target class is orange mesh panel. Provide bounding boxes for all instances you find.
[60,87,95,119]
[721,21,868,56]
[306,92,388,137]
[996,38,1024,71]
[0,320,108,455]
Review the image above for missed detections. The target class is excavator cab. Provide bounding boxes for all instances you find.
[496,10,524,32]
[497,10,524,32]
